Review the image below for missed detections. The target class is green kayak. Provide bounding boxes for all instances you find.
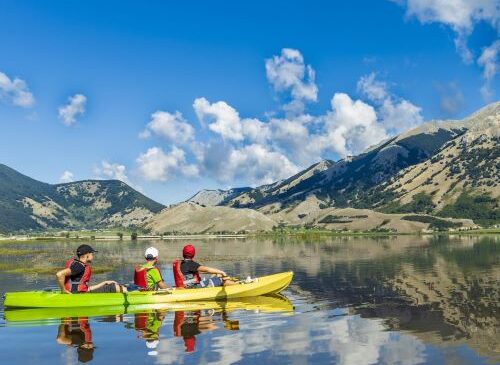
[4,271,293,308]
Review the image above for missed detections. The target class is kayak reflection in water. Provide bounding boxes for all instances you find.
[173,309,239,353]
[133,310,167,356]
[56,317,94,363]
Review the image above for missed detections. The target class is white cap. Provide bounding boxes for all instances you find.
[146,340,159,349]
[145,247,159,260]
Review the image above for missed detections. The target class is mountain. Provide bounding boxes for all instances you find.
[187,187,251,207]
[0,164,164,233]
[188,102,499,228]
[145,202,276,234]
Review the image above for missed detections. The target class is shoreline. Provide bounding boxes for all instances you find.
[0,228,498,242]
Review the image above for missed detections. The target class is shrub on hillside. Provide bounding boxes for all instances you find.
[438,191,499,227]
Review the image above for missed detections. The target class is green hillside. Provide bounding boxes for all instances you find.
[0,164,164,233]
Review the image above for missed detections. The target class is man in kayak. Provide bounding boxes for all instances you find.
[56,244,127,294]
[173,244,237,288]
[134,247,168,290]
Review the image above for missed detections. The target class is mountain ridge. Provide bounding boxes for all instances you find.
[0,164,164,233]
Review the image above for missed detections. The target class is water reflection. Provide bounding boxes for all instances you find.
[56,317,94,363]
[0,235,498,364]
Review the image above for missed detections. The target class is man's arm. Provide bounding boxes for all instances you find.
[198,266,227,277]
[56,268,72,294]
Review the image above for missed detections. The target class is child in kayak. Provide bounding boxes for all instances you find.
[173,244,237,288]
[56,244,127,294]
[134,247,168,291]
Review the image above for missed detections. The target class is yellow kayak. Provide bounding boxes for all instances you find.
[4,293,294,325]
[4,271,293,308]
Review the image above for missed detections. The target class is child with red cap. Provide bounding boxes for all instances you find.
[174,244,237,288]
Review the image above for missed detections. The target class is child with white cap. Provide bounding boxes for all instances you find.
[134,247,168,291]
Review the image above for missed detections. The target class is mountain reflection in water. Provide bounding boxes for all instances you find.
[0,234,498,364]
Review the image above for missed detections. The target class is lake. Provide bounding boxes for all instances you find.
[0,235,498,365]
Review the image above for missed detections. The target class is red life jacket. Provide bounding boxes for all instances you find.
[172,260,200,288]
[78,318,92,343]
[173,311,198,353]
[134,313,148,331]
[134,265,163,290]
[64,259,91,292]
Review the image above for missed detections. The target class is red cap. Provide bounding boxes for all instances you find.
[184,337,196,352]
[183,244,196,258]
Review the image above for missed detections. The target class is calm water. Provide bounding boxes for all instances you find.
[0,235,498,365]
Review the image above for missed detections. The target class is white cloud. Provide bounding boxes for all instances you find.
[196,142,298,185]
[58,94,87,126]
[392,0,499,98]
[140,110,194,143]
[136,146,199,182]
[93,160,139,190]
[266,48,318,114]
[136,52,425,187]
[0,71,35,108]
[193,97,244,141]
[395,0,499,63]
[320,93,388,157]
[379,98,423,134]
[478,40,500,100]
[241,118,271,143]
[357,73,388,102]
[270,117,323,165]
[223,144,299,185]
[59,170,74,183]
[358,73,423,134]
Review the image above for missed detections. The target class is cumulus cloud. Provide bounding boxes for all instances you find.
[58,94,87,126]
[270,117,323,165]
[392,0,499,98]
[357,73,388,103]
[266,48,318,114]
[136,146,199,182]
[478,40,500,100]
[320,93,388,157]
[59,170,74,183]
[395,0,499,63]
[358,73,423,134]
[136,50,424,187]
[194,97,244,141]
[198,143,298,185]
[94,160,132,185]
[140,110,194,143]
[0,71,35,108]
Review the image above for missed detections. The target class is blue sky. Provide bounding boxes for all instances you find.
[0,0,498,204]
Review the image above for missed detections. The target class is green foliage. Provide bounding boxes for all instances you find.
[131,232,138,240]
[383,192,435,214]
[401,215,462,230]
[438,191,499,227]
[318,215,353,224]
